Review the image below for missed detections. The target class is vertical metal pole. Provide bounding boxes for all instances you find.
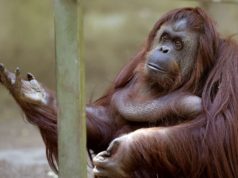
[54,0,87,177]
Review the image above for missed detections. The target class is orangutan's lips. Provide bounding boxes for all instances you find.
[147,63,166,73]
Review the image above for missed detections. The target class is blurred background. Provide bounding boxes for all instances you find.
[0,0,238,177]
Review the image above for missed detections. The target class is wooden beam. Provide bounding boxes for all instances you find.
[54,0,87,177]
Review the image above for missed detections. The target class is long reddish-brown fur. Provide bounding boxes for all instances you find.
[4,7,238,177]
[121,38,238,177]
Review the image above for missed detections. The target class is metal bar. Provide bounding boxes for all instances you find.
[54,0,87,177]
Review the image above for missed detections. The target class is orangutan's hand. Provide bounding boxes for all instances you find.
[0,64,48,105]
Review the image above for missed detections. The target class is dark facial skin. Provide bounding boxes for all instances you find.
[145,19,198,87]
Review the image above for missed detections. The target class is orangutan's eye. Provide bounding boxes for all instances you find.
[174,39,183,50]
[160,33,169,42]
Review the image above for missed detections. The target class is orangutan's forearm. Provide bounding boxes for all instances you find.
[113,91,202,122]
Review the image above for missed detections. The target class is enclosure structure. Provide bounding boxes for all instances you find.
[54,0,87,177]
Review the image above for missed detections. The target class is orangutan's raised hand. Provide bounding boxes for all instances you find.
[0,64,49,105]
